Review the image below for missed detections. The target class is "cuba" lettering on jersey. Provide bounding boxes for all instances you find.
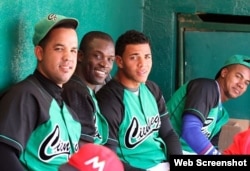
[39,125,71,161]
[125,115,161,148]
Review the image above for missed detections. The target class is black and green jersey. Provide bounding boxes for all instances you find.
[167,78,229,154]
[62,75,108,145]
[96,79,181,169]
[88,87,108,144]
[0,70,81,171]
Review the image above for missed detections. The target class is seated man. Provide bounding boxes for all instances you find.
[96,30,182,171]
[167,54,250,155]
[62,31,115,146]
[0,14,81,171]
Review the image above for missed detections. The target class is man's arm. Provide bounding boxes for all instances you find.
[160,114,183,155]
[0,143,24,171]
[181,114,220,154]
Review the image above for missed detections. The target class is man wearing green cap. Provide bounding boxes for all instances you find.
[167,54,250,155]
[0,14,81,170]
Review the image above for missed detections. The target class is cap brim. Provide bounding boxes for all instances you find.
[55,18,78,29]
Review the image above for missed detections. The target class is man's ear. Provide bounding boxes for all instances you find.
[34,46,43,61]
[116,55,123,68]
[221,67,229,78]
[77,50,84,62]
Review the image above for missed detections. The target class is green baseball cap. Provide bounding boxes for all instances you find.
[33,13,78,46]
[223,54,250,68]
[215,54,250,79]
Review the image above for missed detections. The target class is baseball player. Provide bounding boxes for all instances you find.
[167,54,250,155]
[0,14,81,170]
[62,31,115,146]
[96,30,182,171]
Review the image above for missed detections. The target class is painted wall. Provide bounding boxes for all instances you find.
[144,0,250,119]
[0,0,143,93]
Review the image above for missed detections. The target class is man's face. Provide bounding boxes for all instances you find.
[116,43,152,88]
[81,38,115,85]
[221,64,250,99]
[35,27,78,87]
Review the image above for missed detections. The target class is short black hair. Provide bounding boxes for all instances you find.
[115,30,150,57]
[79,31,114,54]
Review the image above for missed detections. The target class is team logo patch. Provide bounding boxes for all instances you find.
[47,14,57,21]
[84,156,105,171]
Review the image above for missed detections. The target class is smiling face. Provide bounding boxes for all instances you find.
[116,43,152,88]
[79,38,115,88]
[218,64,250,101]
[35,27,78,87]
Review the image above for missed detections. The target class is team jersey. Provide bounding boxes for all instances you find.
[0,70,81,171]
[96,79,181,169]
[62,75,108,145]
[167,78,229,154]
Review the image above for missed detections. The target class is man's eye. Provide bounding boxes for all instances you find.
[71,49,77,53]
[94,54,102,59]
[109,57,115,62]
[130,55,137,60]
[55,47,63,51]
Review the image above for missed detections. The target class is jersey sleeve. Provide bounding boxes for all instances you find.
[0,143,25,170]
[96,80,124,148]
[146,80,183,155]
[0,81,43,155]
[62,78,95,143]
[184,78,219,121]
